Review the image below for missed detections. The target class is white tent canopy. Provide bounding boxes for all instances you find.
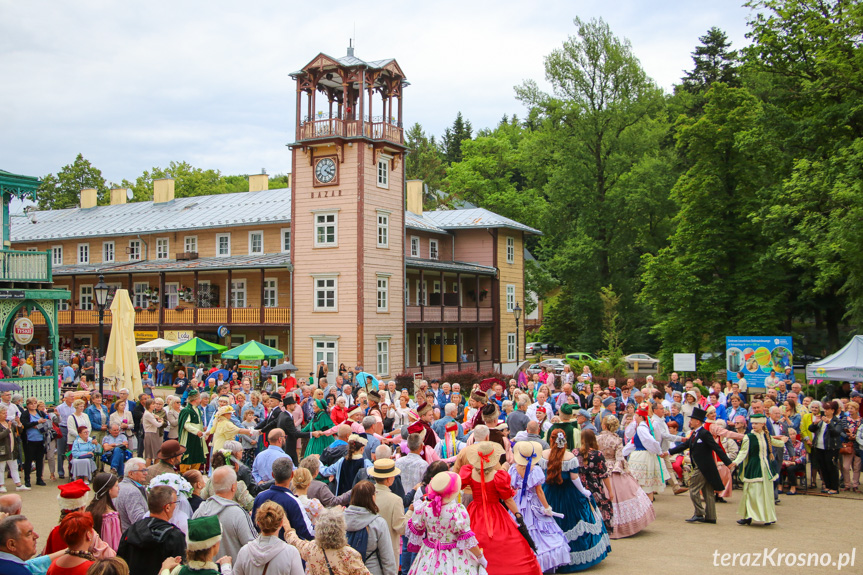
[136,338,179,353]
[805,335,863,380]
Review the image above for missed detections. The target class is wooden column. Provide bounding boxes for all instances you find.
[227,269,233,325]
[419,269,425,322]
[260,268,266,327]
[476,326,481,371]
[456,273,461,321]
[70,274,76,325]
[475,276,480,311]
[158,272,165,329]
[439,271,444,315]
[296,79,302,140]
[193,270,199,326]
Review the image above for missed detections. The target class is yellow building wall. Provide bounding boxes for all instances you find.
[497,231,524,362]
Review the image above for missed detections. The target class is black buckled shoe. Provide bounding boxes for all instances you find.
[737,518,752,526]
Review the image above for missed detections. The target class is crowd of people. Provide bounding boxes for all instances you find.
[0,362,861,575]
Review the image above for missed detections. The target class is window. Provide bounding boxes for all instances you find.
[25,247,38,252]
[263,278,277,307]
[230,279,246,308]
[314,339,338,374]
[410,236,419,257]
[128,240,141,261]
[249,231,263,255]
[377,157,389,188]
[376,338,390,376]
[216,234,231,257]
[506,236,515,264]
[264,336,278,349]
[77,243,89,264]
[156,238,169,260]
[231,334,246,347]
[507,333,517,362]
[433,281,441,294]
[420,280,427,306]
[377,276,389,312]
[184,236,198,253]
[377,212,389,248]
[314,212,337,247]
[133,283,149,309]
[164,283,179,309]
[79,285,93,310]
[51,246,63,266]
[56,286,69,311]
[506,284,516,312]
[313,274,338,311]
[102,241,114,263]
[281,228,291,253]
[429,239,438,260]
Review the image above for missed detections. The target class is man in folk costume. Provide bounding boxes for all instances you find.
[178,389,207,472]
[171,514,230,575]
[669,406,732,524]
[407,421,441,464]
[544,403,581,450]
[436,420,468,462]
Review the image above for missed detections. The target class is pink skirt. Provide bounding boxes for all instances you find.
[608,470,656,539]
[717,463,733,499]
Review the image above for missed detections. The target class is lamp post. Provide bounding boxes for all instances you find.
[513,301,522,366]
[93,274,110,396]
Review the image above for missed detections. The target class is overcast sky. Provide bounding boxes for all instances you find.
[1,0,752,187]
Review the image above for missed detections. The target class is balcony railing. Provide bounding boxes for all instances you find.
[0,249,51,282]
[5,376,57,404]
[406,361,495,380]
[298,118,404,145]
[405,305,493,324]
[28,306,291,326]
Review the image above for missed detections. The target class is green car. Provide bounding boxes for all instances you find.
[565,352,598,362]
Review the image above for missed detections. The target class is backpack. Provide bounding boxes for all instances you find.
[346,526,379,563]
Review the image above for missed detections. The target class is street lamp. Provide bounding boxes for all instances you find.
[513,302,522,366]
[93,274,110,396]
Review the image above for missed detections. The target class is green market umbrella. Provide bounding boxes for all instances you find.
[221,340,285,361]
[164,337,228,357]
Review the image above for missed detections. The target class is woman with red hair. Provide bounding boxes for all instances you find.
[47,511,96,575]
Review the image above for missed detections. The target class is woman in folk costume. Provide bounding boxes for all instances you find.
[415,402,439,451]
[302,399,335,457]
[406,471,489,575]
[545,404,581,450]
[509,441,569,573]
[621,405,665,500]
[44,480,116,558]
[458,442,541,575]
[464,389,488,432]
[435,421,468,462]
[540,429,610,572]
[702,417,744,502]
[405,421,442,463]
[730,413,788,526]
[160,515,231,575]
[178,390,207,472]
[597,415,654,539]
[208,406,256,456]
[465,404,513,465]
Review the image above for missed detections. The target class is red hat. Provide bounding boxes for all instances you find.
[408,421,425,435]
[347,405,362,418]
[445,421,458,433]
[58,479,92,510]
[636,406,650,419]
[536,406,546,414]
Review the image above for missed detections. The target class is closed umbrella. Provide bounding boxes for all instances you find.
[164,337,227,357]
[221,340,285,362]
[103,289,143,396]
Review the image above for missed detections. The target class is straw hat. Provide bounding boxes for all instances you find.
[465,441,505,474]
[368,458,401,479]
[428,471,461,503]
[513,441,544,466]
[216,405,234,418]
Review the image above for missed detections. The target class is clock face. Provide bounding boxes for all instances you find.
[315,158,336,184]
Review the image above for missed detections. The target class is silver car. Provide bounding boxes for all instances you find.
[624,353,659,369]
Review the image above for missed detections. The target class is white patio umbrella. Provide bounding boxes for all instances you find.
[136,338,179,353]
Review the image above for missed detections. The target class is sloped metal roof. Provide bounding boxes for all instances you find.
[423,208,541,235]
[405,211,448,234]
[406,257,497,276]
[11,187,293,242]
[52,253,292,276]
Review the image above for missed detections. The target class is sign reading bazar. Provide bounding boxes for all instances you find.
[13,317,34,345]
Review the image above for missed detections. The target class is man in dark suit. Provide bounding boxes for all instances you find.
[276,394,310,464]
[669,406,732,524]
[255,393,283,437]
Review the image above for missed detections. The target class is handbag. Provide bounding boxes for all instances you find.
[840,442,854,455]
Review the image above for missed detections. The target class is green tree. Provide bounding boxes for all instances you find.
[405,123,446,204]
[681,27,739,93]
[121,161,233,201]
[515,17,669,351]
[441,112,473,165]
[37,154,109,209]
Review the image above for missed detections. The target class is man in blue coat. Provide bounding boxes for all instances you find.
[251,457,314,540]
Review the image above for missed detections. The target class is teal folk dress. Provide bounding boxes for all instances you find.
[731,432,785,523]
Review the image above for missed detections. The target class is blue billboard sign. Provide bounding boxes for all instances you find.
[726,336,793,389]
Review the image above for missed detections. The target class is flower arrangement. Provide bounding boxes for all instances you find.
[147,472,192,499]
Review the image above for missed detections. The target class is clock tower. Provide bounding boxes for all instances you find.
[290,47,407,381]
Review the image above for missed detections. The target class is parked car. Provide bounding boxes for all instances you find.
[540,343,563,355]
[525,342,544,355]
[527,363,544,375]
[539,358,567,374]
[565,352,599,363]
[624,353,660,370]
[793,354,821,370]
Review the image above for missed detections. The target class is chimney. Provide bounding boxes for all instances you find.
[406,180,424,215]
[153,178,175,204]
[347,39,354,58]
[80,188,98,209]
[286,173,292,188]
[248,174,269,192]
[110,188,128,205]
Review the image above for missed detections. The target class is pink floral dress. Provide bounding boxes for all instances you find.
[407,499,487,575]
[100,511,122,551]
